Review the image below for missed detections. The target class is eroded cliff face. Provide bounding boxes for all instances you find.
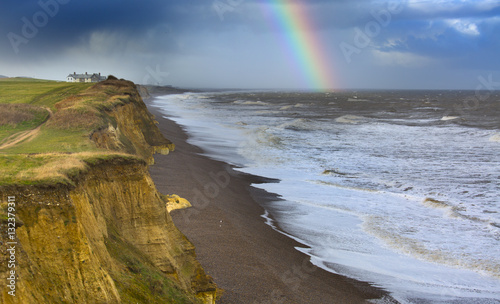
[0,80,216,303]
[90,81,175,164]
[0,184,121,304]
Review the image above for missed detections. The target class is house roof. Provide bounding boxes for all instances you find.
[67,73,105,79]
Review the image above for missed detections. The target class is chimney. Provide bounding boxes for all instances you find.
[74,72,76,75]
[85,72,87,75]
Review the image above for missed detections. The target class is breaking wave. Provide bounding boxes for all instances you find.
[233,100,269,106]
[489,133,500,143]
[335,115,367,124]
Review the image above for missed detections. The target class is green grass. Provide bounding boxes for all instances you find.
[0,105,50,141]
[1,128,99,154]
[0,152,143,186]
[0,78,92,108]
[0,78,94,151]
[0,154,49,185]
[0,78,142,185]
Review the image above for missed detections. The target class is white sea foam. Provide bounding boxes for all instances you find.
[233,100,268,106]
[489,133,500,143]
[253,110,281,115]
[277,118,317,131]
[279,103,305,110]
[441,116,460,121]
[347,98,370,102]
[279,105,294,110]
[335,115,366,124]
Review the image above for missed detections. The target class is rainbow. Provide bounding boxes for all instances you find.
[260,0,336,90]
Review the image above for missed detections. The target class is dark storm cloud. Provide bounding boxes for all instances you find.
[1,0,192,58]
[0,0,382,56]
[0,0,499,89]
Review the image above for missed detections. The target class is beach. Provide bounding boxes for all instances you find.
[145,99,388,304]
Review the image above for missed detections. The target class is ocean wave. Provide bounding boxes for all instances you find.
[279,103,306,110]
[280,105,294,110]
[243,127,283,148]
[309,180,378,193]
[237,127,287,166]
[347,98,370,102]
[335,115,367,124]
[233,100,269,106]
[421,198,500,244]
[441,116,459,121]
[277,118,317,131]
[421,198,488,223]
[253,110,281,115]
[177,93,201,100]
[489,133,500,143]
[363,215,500,280]
[322,169,349,176]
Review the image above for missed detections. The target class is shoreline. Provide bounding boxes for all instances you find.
[145,97,390,303]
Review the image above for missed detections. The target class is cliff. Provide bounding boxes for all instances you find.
[89,80,175,165]
[0,78,216,303]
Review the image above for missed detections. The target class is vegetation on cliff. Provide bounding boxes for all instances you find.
[0,78,216,303]
[0,77,174,185]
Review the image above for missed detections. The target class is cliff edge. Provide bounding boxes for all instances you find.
[0,78,216,303]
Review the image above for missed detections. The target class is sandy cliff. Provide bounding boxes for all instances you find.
[0,79,216,303]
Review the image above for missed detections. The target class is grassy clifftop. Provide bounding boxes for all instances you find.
[0,77,173,186]
[0,78,216,303]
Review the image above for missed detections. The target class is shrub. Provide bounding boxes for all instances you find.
[0,104,46,126]
[45,108,101,130]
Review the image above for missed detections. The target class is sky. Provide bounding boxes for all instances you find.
[1,0,499,90]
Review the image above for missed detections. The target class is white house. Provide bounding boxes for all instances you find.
[66,72,107,83]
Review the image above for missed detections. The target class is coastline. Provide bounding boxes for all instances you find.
[145,97,390,303]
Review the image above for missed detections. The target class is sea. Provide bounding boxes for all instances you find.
[151,90,500,303]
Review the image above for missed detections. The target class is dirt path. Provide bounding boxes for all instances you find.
[0,107,53,150]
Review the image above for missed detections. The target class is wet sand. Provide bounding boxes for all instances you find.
[145,99,390,303]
